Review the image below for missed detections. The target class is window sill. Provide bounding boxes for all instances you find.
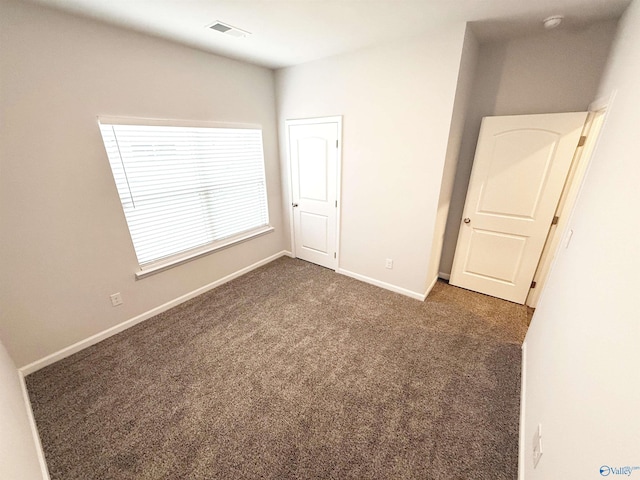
[135,225,274,280]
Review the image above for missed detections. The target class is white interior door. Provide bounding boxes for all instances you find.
[450,112,587,303]
[288,118,340,269]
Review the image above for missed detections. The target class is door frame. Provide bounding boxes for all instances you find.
[285,116,343,270]
[525,95,614,307]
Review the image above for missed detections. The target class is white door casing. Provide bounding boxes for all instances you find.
[450,112,587,303]
[287,118,341,270]
[526,109,605,308]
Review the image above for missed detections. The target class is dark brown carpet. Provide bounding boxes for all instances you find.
[27,257,528,480]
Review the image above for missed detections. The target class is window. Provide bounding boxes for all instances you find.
[99,119,271,277]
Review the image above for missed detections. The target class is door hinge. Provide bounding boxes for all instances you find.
[334,252,336,259]
[551,215,559,225]
[578,135,587,147]
[335,200,338,207]
[336,139,339,148]
[530,281,537,289]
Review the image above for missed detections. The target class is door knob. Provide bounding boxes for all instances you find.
[292,203,299,208]
[463,217,471,224]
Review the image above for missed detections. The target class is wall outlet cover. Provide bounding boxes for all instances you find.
[110,292,123,307]
[533,423,543,468]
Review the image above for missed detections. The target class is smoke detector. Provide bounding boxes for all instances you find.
[207,21,251,38]
[543,15,564,29]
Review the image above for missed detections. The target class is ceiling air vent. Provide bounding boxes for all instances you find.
[207,21,251,38]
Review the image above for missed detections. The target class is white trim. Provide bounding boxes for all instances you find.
[18,372,51,480]
[97,115,261,130]
[337,268,426,301]
[527,94,617,308]
[285,115,343,126]
[19,250,291,375]
[518,341,527,480]
[136,226,274,279]
[335,119,343,269]
[284,126,297,263]
[285,116,343,270]
[438,271,451,281]
[424,275,439,299]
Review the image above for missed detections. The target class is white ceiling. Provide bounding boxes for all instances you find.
[29,0,631,69]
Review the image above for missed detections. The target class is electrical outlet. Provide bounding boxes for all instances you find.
[110,292,123,307]
[385,258,393,269]
[533,423,543,468]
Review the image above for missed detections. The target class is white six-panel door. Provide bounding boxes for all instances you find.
[450,112,587,303]
[288,119,340,270]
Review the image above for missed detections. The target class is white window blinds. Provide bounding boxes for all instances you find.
[99,122,269,267]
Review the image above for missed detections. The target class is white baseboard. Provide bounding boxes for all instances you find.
[18,371,51,480]
[336,268,426,301]
[438,271,450,281]
[518,341,527,480]
[424,275,439,300]
[19,250,292,375]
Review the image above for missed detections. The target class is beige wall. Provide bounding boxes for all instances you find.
[439,21,618,276]
[0,0,285,367]
[427,26,479,284]
[276,25,467,297]
[0,338,46,480]
[522,2,640,477]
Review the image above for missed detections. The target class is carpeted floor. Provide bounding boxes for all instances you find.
[27,257,529,480]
